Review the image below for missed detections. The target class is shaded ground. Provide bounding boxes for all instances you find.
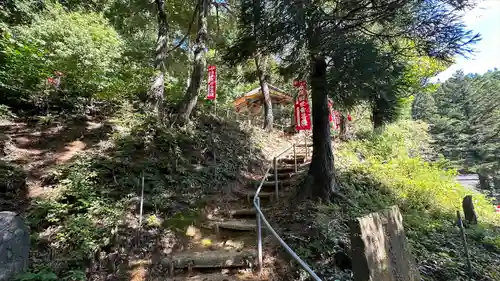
[8,111,306,281]
[1,115,112,200]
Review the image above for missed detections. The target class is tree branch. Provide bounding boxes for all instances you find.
[167,1,200,54]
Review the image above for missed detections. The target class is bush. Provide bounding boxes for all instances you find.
[339,120,499,226]
[0,3,124,106]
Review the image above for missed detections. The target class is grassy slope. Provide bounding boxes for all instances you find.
[277,120,500,281]
[21,103,285,280]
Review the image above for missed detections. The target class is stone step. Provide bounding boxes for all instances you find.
[161,249,256,272]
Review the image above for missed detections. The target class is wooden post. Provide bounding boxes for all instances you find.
[273,157,278,201]
[137,175,145,246]
[304,134,308,159]
[457,211,473,280]
[293,143,297,173]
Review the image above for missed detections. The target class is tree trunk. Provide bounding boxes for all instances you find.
[176,0,208,124]
[299,56,339,201]
[254,54,273,130]
[478,173,489,190]
[148,0,169,120]
[339,114,347,140]
[372,101,384,130]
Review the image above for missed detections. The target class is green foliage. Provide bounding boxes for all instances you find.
[339,120,499,224]
[280,120,500,281]
[26,106,265,275]
[423,70,500,181]
[411,91,437,122]
[0,160,27,210]
[0,104,16,120]
[15,268,85,281]
[15,269,58,281]
[28,158,124,270]
[0,3,127,110]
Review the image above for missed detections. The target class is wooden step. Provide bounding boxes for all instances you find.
[295,143,313,148]
[270,162,309,174]
[233,187,275,200]
[161,249,256,271]
[278,155,306,164]
[204,219,258,231]
[250,178,294,188]
[266,172,298,181]
[227,208,259,217]
[164,273,257,281]
[259,179,295,190]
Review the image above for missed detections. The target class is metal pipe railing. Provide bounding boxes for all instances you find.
[253,145,322,281]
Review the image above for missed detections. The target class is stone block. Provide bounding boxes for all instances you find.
[0,211,30,281]
[350,205,421,281]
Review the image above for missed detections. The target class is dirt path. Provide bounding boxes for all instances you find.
[1,116,112,198]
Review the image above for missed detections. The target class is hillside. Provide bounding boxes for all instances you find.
[274,120,500,281]
[3,106,500,281]
[1,105,309,280]
[1,1,498,280]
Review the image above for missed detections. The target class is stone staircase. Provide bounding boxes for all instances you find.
[159,145,312,281]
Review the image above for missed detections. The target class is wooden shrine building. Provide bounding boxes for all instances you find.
[233,84,293,114]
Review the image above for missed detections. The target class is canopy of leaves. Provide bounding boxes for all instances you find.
[225,0,479,128]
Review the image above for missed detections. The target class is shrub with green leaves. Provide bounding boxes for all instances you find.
[1,3,123,104]
[281,120,500,281]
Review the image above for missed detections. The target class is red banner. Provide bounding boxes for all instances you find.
[293,80,311,131]
[207,65,217,100]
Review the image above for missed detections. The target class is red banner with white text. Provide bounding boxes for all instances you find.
[293,80,311,131]
[207,65,217,100]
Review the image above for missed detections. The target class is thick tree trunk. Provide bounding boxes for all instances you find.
[372,102,384,130]
[299,56,339,201]
[176,0,208,124]
[148,0,169,119]
[254,54,273,130]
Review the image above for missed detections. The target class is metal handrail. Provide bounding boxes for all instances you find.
[253,144,322,281]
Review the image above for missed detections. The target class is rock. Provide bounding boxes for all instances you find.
[349,205,421,281]
[462,195,478,225]
[0,211,30,281]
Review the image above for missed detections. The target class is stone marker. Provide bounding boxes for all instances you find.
[349,205,421,281]
[462,195,478,225]
[0,211,30,281]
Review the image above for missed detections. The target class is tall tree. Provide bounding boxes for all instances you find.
[430,70,500,181]
[237,0,480,201]
[148,0,169,119]
[254,54,273,130]
[224,0,274,130]
[412,91,437,122]
[177,0,209,124]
